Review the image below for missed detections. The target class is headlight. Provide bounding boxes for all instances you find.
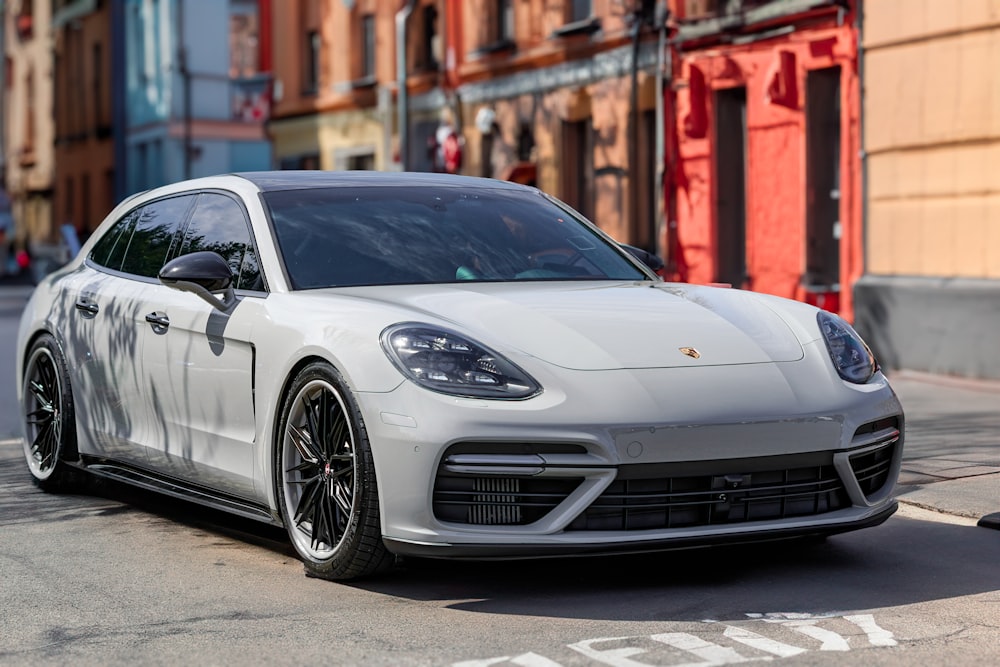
[381,324,542,399]
[817,311,877,384]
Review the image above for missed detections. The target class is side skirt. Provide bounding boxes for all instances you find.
[77,456,281,526]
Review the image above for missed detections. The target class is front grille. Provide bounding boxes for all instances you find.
[849,417,900,499]
[433,476,583,526]
[568,457,849,531]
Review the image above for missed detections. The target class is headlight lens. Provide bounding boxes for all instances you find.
[817,311,877,384]
[381,324,541,399]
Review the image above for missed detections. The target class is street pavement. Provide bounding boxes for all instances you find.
[2,279,998,529]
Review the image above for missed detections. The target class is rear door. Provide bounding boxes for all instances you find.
[68,194,195,465]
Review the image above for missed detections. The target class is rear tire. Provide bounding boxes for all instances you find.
[275,362,393,580]
[22,333,80,491]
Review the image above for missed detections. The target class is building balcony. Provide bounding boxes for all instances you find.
[673,0,848,42]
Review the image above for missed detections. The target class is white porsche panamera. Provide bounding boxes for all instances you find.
[17,171,903,580]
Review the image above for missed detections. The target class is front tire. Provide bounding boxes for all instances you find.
[275,362,393,580]
[22,333,80,491]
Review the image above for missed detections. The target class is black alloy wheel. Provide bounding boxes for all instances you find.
[22,334,79,491]
[276,362,392,580]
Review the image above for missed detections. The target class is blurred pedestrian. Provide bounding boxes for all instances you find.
[0,204,11,277]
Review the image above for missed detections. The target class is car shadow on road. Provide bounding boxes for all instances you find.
[6,448,996,623]
[354,515,1000,621]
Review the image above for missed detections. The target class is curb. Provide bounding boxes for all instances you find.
[888,369,1000,394]
[898,497,1000,530]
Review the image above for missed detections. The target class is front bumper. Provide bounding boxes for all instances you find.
[358,358,904,558]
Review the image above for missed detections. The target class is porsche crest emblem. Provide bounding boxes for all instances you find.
[679,347,701,359]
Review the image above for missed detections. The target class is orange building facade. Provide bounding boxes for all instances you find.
[666,0,861,319]
[268,0,665,250]
[53,0,115,240]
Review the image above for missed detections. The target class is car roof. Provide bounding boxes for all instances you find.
[232,170,533,193]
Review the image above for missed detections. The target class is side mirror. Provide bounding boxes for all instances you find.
[159,251,237,312]
[621,244,665,273]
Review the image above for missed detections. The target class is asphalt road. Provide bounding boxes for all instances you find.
[1,284,998,666]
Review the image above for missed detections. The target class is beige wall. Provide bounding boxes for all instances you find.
[4,1,56,244]
[864,0,1000,278]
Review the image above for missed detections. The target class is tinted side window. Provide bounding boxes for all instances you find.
[89,210,139,270]
[178,193,262,291]
[119,196,194,278]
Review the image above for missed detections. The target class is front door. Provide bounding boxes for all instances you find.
[139,191,264,499]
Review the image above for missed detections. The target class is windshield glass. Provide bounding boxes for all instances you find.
[263,186,648,289]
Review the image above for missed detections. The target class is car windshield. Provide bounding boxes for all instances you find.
[262,186,648,289]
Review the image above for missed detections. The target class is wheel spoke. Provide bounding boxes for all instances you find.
[32,423,55,467]
[332,482,352,517]
[287,423,321,463]
[293,476,323,526]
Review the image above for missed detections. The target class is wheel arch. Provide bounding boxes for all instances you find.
[21,327,81,462]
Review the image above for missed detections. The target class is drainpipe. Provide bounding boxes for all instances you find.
[857,0,867,276]
[654,1,668,262]
[396,1,416,171]
[628,14,642,248]
[178,0,192,181]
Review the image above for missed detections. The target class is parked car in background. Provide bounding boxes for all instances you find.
[17,172,904,580]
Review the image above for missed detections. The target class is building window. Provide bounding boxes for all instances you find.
[82,173,91,232]
[65,177,75,226]
[517,125,534,162]
[360,14,376,80]
[417,4,439,72]
[304,30,320,94]
[92,42,103,128]
[23,69,36,158]
[347,153,375,171]
[280,154,320,170]
[562,119,594,220]
[16,0,34,39]
[568,0,591,22]
[230,12,260,79]
[497,0,514,41]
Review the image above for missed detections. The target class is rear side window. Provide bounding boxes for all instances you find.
[90,195,195,277]
[89,210,138,269]
[118,196,195,278]
[177,192,262,291]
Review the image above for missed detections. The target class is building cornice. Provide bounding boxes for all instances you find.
[458,41,659,105]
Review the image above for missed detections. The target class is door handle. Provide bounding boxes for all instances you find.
[75,298,99,317]
[145,311,170,333]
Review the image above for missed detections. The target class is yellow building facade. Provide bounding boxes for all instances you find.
[855,0,1000,378]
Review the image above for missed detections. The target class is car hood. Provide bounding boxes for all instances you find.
[333,281,805,371]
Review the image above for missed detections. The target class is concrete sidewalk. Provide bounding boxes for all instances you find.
[888,371,1000,528]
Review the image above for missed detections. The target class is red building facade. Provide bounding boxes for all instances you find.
[666,0,861,319]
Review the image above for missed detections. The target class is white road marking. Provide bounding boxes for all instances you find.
[452,611,899,666]
[453,654,564,667]
[722,625,806,658]
[747,612,897,651]
[650,633,751,664]
[783,624,850,651]
[842,614,898,647]
[567,636,653,667]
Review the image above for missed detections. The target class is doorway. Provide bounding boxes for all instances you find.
[805,67,842,300]
[714,87,748,287]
